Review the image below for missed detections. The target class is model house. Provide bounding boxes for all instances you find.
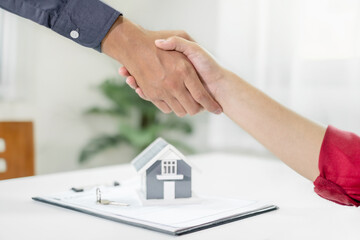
[132,138,192,200]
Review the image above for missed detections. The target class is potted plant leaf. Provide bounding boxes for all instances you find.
[79,78,194,163]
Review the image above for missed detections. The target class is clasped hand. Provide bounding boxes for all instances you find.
[102,17,222,117]
[119,36,226,115]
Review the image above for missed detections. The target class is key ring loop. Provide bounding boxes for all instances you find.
[96,188,101,203]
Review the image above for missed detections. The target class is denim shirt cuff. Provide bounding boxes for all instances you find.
[51,0,121,52]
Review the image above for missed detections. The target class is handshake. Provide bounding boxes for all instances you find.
[101,17,224,117]
[102,17,328,184]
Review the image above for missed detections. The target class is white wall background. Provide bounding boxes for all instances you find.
[209,0,360,153]
[1,0,359,175]
[0,11,18,100]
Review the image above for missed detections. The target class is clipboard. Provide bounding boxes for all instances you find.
[33,182,278,236]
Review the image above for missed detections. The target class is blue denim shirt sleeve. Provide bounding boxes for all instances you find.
[0,0,121,52]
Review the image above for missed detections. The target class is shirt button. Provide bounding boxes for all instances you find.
[70,30,79,39]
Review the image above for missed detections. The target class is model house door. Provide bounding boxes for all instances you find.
[164,181,175,200]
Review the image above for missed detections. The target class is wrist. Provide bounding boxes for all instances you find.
[211,68,235,100]
[101,17,146,63]
[212,69,249,109]
[101,16,122,60]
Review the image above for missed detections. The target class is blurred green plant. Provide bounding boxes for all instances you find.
[79,78,194,163]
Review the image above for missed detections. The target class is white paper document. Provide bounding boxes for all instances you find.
[33,182,277,235]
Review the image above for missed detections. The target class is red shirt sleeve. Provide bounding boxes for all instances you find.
[314,126,360,207]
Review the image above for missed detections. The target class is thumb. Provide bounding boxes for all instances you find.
[155,36,195,55]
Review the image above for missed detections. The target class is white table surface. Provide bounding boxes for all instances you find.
[0,153,359,240]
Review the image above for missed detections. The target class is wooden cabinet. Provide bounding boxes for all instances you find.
[0,122,34,180]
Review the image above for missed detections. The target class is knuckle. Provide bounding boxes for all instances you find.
[154,101,170,114]
[167,36,177,44]
[163,109,172,114]
[193,91,207,102]
[146,92,156,100]
[192,42,201,51]
[186,102,201,116]
[176,30,190,39]
[190,106,201,116]
[155,74,167,88]
[147,90,163,101]
[176,30,185,36]
[176,62,190,76]
[183,32,191,39]
[159,106,172,114]
[164,79,180,92]
[158,108,167,114]
[176,111,187,118]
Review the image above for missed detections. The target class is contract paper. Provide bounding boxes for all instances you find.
[33,181,277,235]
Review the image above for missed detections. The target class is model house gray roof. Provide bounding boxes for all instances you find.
[132,138,169,172]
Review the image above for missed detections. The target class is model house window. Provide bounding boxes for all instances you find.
[162,160,177,175]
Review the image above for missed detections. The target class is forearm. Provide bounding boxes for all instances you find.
[216,70,326,181]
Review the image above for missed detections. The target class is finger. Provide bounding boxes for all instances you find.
[153,100,172,114]
[118,66,131,77]
[166,98,187,117]
[155,30,195,42]
[126,76,138,89]
[135,88,149,101]
[185,72,222,114]
[135,86,172,113]
[174,85,202,116]
[155,37,196,57]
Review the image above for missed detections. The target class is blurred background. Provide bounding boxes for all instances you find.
[1,0,360,176]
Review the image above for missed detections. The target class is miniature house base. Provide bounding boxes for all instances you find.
[136,190,201,206]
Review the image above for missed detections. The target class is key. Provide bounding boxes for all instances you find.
[96,188,129,206]
[98,199,129,206]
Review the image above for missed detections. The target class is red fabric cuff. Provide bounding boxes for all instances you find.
[314,126,360,207]
[314,176,359,206]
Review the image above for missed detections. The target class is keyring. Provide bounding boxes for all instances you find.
[96,188,101,203]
